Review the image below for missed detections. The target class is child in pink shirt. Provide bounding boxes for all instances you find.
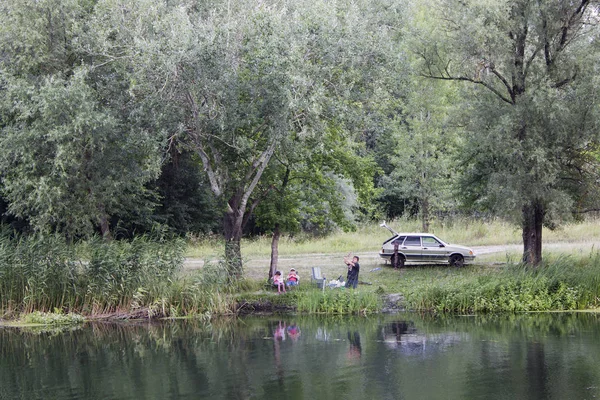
[273,271,286,294]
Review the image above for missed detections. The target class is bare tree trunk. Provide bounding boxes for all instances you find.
[522,200,544,266]
[269,224,281,281]
[224,209,243,279]
[99,215,111,240]
[421,197,430,233]
[268,167,290,281]
[195,136,277,281]
[97,204,112,240]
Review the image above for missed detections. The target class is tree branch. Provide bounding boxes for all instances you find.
[186,90,223,197]
[240,139,277,213]
[241,184,275,230]
[573,208,600,214]
[419,73,514,105]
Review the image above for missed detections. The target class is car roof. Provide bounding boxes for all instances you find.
[392,233,440,237]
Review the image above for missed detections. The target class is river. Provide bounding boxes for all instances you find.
[1,312,599,399]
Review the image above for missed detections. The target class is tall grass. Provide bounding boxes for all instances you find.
[409,253,600,313]
[0,231,186,317]
[294,288,381,314]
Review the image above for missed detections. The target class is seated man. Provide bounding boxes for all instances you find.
[286,268,299,287]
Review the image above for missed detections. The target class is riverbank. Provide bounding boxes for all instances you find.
[233,252,600,315]
[4,251,600,323]
[2,220,600,321]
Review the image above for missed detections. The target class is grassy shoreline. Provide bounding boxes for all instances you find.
[2,219,600,322]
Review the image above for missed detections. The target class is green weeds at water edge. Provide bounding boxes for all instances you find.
[22,310,85,325]
[410,254,600,313]
[294,288,380,314]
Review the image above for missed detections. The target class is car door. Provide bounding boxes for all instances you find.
[400,235,422,261]
[386,235,406,258]
[421,236,446,262]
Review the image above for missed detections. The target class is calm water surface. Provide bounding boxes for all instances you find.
[1,313,599,400]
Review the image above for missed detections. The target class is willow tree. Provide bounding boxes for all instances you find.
[0,0,162,238]
[88,1,294,275]
[417,0,600,264]
[94,0,383,276]
[252,0,405,277]
[256,126,380,279]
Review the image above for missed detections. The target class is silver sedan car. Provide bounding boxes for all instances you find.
[378,222,475,267]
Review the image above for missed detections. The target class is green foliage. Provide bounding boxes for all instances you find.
[148,151,221,236]
[22,310,85,325]
[0,70,161,237]
[0,0,163,238]
[0,230,185,315]
[408,255,600,314]
[385,77,461,228]
[295,288,381,314]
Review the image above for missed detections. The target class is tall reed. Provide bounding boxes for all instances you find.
[0,231,186,316]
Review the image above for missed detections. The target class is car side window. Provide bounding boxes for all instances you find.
[392,236,406,245]
[422,237,442,247]
[404,236,421,246]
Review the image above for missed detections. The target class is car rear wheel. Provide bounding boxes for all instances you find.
[391,254,405,268]
[449,254,464,268]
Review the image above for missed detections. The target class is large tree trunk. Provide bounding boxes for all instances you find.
[522,200,544,266]
[269,224,281,281]
[224,209,244,279]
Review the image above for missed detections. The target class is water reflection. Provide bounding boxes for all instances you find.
[380,320,466,357]
[0,313,599,400]
[347,331,362,361]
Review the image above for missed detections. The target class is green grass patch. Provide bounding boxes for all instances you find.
[235,284,381,315]
[359,252,600,314]
[3,218,600,319]
[294,288,380,314]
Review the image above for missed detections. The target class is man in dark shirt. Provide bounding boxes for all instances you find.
[345,256,360,289]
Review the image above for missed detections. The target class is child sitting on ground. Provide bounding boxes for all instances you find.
[273,270,286,294]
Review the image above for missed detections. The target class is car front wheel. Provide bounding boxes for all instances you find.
[449,254,464,268]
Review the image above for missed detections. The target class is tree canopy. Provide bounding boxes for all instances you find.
[0,0,598,270]
[415,0,600,264]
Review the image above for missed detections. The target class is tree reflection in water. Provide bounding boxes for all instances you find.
[0,313,599,399]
